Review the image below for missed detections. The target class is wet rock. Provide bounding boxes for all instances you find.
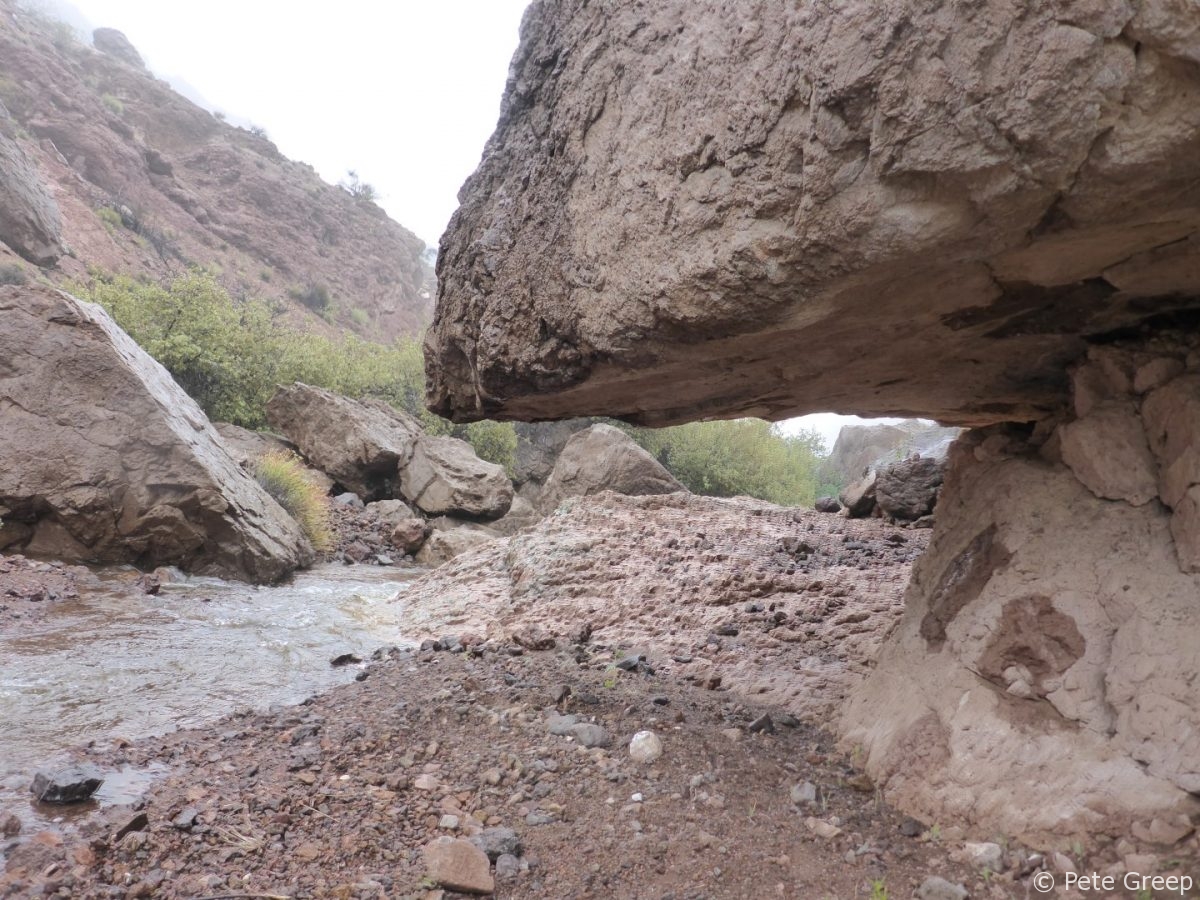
[390,518,430,554]
[629,730,663,764]
[401,434,513,520]
[875,456,945,521]
[814,496,841,513]
[915,876,969,900]
[0,133,64,265]
[0,288,312,582]
[30,769,103,803]
[423,836,495,894]
[343,540,372,562]
[0,813,21,837]
[330,653,362,667]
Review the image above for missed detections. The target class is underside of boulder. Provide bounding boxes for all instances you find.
[424,0,1200,847]
[427,0,1200,427]
[0,286,312,582]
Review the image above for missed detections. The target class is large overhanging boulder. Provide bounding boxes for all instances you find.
[0,286,312,582]
[426,0,1200,427]
[0,129,65,266]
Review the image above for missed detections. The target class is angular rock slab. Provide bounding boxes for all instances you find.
[538,424,686,514]
[267,383,422,501]
[401,434,513,519]
[0,287,312,582]
[427,0,1200,427]
[30,769,103,804]
[0,130,64,265]
[840,431,1200,844]
[423,836,495,894]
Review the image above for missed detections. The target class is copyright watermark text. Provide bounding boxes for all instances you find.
[1032,870,1195,894]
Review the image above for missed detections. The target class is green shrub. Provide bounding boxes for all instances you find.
[349,307,370,328]
[289,282,332,314]
[96,206,123,231]
[100,93,124,116]
[0,264,27,286]
[625,419,826,507]
[254,450,332,551]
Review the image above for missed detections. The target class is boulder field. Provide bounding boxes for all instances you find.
[425,0,1200,845]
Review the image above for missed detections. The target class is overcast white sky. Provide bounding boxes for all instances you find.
[54,0,898,450]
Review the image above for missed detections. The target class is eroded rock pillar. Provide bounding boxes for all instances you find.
[841,340,1200,846]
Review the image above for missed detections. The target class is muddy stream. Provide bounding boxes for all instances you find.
[0,563,420,855]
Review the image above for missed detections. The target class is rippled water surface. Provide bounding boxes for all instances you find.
[0,564,418,838]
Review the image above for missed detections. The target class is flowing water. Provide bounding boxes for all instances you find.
[0,563,420,849]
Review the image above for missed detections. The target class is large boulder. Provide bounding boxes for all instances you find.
[0,287,312,582]
[266,383,421,501]
[875,456,945,521]
[822,422,960,490]
[539,424,686,513]
[842,418,1200,845]
[91,28,146,69]
[427,0,1200,427]
[0,130,64,266]
[400,435,513,520]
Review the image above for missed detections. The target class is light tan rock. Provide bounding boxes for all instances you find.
[267,383,421,501]
[390,518,430,556]
[423,836,494,894]
[415,528,496,567]
[1142,375,1200,508]
[0,287,312,582]
[1170,486,1200,574]
[368,498,417,526]
[426,0,1200,427]
[538,424,685,514]
[1059,402,1159,506]
[840,433,1200,844]
[400,435,513,520]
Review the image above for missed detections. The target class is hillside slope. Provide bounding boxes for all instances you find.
[0,1,431,339]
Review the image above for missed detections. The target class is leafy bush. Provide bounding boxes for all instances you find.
[289,282,332,314]
[100,93,124,116]
[0,264,28,286]
[96,206,123,231]
[254,450,332,551]
[349,307,370,328]
[625,419,826,507]
[340,169,378,202]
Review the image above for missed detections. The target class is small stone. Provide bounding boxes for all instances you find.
[333,492,365,508]
[525,811,555,826]
[547,715,579,736]
[776,713,799,728]
[0,813,21,837]
[439,814,459,830]
[568,723,612,748]
[804,817,842,839]
[899,817,924,837]
[551,684,571,704]
[330,652,362,667]
[424,836,495,894]
[748,713,774,734]
[963,841,1005,871]
[1053,851,1077,873]
[171,806,199,830]
[789,782,817,805]
[495,852,520,879]
[629,730,663,764]
[470,826,522,861]
[414,773,440,791]
[915,876,969,900]
[846,772,873,792]
[30,769,103,803]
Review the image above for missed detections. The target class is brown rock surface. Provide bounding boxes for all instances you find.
[400,434,513,520]
[537,424,686,514]
[0,2,430,338]
[423,836,494,894]
[266,383,422,501]
[841,428,1200,844]
[397,492,923,723]
[426,0,1200,426]
[0,286,312,581]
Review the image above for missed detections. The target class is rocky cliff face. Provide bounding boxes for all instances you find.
[0,2,430,338]
[427,0,1199,427]
[425,0,1200,845]
[822,421,960,487]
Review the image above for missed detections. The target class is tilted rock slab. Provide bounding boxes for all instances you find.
[538,423,686,514]
[267,383,422,501]
[0,129,64,265]
[427,0,1200,427]
[268,383,513,519]
[0,286,312,582]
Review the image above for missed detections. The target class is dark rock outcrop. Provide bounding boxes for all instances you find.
[538,424,686,513]
[822,422,959,490]
[0,130,65,265]
[426,0,1200,427]
[0,286,313,582]
[875,457,945,522]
